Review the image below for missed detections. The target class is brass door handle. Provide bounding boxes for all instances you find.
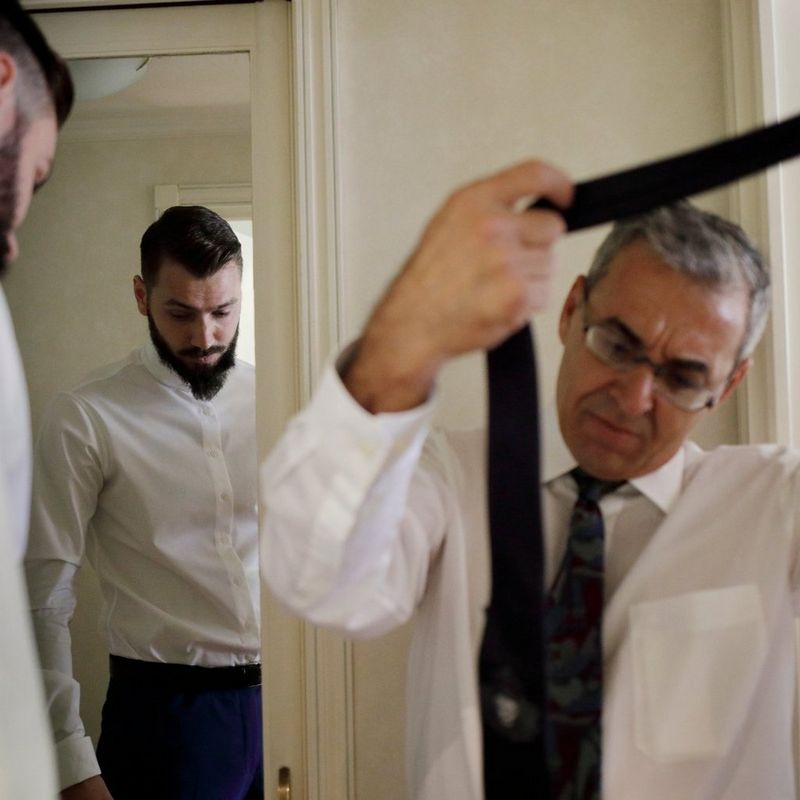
[277,766,291,800]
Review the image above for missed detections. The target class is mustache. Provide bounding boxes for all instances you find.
[178,345,227,358]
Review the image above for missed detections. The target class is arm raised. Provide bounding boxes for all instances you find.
[344,160,572,413]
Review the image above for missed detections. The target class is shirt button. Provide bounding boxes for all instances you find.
[221,493,230,502]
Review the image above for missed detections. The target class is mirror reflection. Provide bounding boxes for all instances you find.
[7,52,263,798]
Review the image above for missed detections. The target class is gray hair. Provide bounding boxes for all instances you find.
[586,201,770,360]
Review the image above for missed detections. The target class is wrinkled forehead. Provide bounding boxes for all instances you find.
[588,242,750,361]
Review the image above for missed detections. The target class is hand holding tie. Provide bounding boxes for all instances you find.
[343,160,573,414]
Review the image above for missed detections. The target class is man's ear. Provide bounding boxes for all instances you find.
[133,275,149,317]
[558,275,586,345]
[716,357,751,406]
[0,53,18,135]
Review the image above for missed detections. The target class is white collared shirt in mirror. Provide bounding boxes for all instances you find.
[25,340,260,790]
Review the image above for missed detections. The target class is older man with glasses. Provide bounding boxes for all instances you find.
[261,160,790,800]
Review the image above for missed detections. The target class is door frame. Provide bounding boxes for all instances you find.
[35,4,308,798]
[723,0,800,447]
[289,1,355,797]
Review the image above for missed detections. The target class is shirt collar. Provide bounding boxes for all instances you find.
[542,404,684,514]
[141,338,193,394]
[628,449,684,514]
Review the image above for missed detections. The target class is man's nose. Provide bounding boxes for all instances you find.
[191,318,216,350]
[612,364,655,415]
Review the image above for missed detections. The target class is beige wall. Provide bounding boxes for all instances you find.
[330,2,740,796]
[5,130,251,744]
[6,132,252,428]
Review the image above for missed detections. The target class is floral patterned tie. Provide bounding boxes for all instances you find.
[545,468,623,800]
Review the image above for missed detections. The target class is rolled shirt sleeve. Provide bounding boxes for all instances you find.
[261,357,448,637]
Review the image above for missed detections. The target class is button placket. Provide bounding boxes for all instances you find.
[200,404,257,631]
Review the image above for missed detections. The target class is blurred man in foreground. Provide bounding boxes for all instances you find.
[0,2,73,798]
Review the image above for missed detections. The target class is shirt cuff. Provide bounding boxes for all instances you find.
[55,734,100,791]
[307,356,433,483]
[326,340,435,436]
[272,355,434,608]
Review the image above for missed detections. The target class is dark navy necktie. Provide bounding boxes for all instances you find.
[479,112,800,800]
[545,469,623,800]
[481,326,547,794]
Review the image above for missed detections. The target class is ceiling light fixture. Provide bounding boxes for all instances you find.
[67,57,150,102]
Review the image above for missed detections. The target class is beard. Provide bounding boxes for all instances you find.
[0,117,23,277]
[148,313,238,401]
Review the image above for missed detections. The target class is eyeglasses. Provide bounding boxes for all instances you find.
[581,301,728,412]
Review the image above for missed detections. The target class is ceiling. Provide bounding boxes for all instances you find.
[63,52,251,141]
[24,0,252,10]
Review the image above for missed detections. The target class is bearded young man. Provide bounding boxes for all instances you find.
[25,206,262,800]
[0,3,73,799]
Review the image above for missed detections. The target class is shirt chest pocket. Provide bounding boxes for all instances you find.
[629,584,767,763]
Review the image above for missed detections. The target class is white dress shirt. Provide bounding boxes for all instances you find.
[0,287,31,560]
[262,360,800,800]
[0,286,58,799]
[26,341,260,790]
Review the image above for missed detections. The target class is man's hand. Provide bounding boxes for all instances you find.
[343,160,573,413]
[61,775,113,800]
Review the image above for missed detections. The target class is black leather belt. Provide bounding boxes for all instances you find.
[109,655,261,691]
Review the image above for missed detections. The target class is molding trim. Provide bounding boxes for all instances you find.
[291,1,354,799]
[292,0,344,395]
[24,0,263,11]
[34,5,257,57]
[154,182,253,218]
[721,0,793,445]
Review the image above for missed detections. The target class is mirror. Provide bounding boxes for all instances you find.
[5,50,261,790]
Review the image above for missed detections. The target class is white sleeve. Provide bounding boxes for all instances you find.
[261,360,450,639]
[0,479,59,799]
[24,392,105,790]
[0,286,32,561]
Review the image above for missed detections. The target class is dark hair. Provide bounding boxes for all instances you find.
[140,206,243,289]
[587,201,770,360]
[0,1,74,128]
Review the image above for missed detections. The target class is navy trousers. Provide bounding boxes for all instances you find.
[96,669,263,799]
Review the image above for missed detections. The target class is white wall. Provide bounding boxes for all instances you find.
[5,130,252,745]
[329,2,740,796]
[6,132,252,427]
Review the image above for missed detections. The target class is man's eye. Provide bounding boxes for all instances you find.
[663,370,704,391]
[606,338,636,361]
[169,313,191,321]
[213,311,230,318]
